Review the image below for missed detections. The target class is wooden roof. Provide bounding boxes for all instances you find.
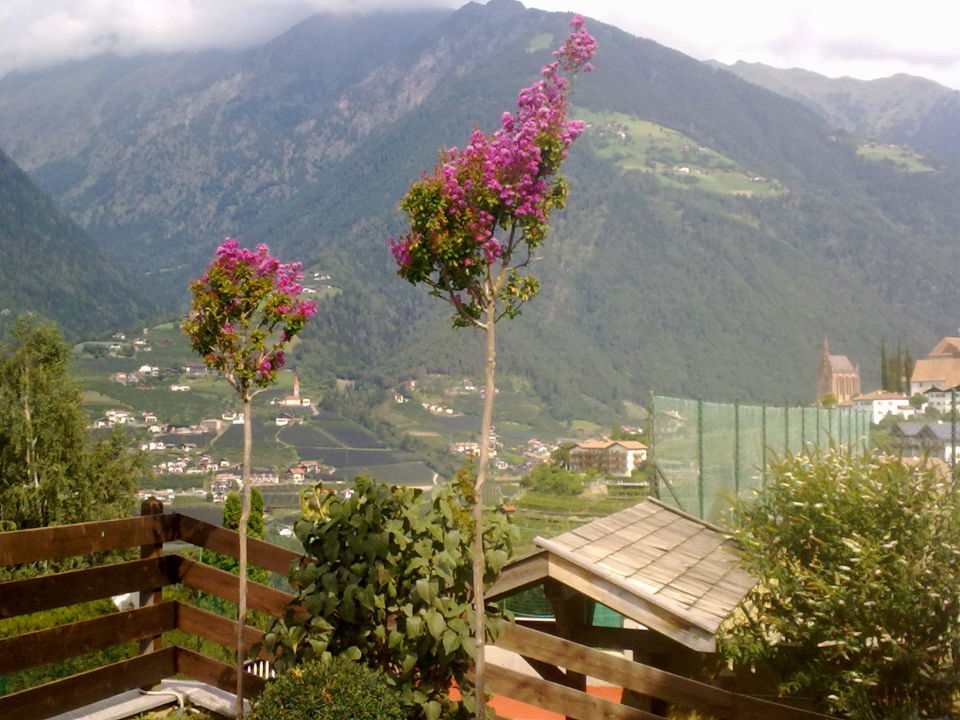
[491,498,756,652]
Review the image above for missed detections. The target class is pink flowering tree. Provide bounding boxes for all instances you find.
[184,238,316,717]
[390,17,595,715]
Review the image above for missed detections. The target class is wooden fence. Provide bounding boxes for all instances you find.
[0,502,836,720]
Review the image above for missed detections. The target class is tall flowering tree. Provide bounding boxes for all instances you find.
[390,17,595,715]
[184,239,316,716]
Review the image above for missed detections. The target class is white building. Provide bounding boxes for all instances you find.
[852,390,916,424]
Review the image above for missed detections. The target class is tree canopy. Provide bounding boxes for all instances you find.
[723,449,960,718]
[0,315,142,533]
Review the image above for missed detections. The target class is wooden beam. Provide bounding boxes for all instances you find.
[486,663,661,720]
[0,556,179,619]
[494,624,836,720]
[0,647,176,720]
[178,515,303,576]
[0,602,177,676]
[514,620,688,654]
[545,579,591,720]
[0,514,178,566]
[139,498,166,664]
[488,550,549,600]
[175,601,268,658]
[174,646,267,700]
[547,553,717,652]
[175,556,304,618]
[521,656,570,686]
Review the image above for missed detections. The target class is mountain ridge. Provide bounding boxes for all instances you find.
[0,3,954,409]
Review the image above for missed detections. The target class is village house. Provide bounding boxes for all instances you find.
[911,336,960,394]
[923,386,958,416]
[286,467,306,483]
[568,439,648,478]
[852,390,915,424]
[891,421,960,463]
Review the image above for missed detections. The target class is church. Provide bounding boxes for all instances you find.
[817,339,861,404]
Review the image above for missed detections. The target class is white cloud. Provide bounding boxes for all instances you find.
[2,0,959,90]
[0,0,455,77]
[522,0,960,89]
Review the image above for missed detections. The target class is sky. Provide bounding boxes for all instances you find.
[1,0,959,90]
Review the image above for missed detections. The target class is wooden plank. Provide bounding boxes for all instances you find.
[0,556,179,619]
[0,602,177,676]
[0,514,178,566]
[0,646,176,720]
[175,645,266,700]
[175,556,303,618]
[546,553,717,652]
[176,601,269,658]
[178,515,303,576]
[521,657,570,685]
[488,550,549,601]
[495,625,836,720]
[486,663,659,720]
[513,621,684,654]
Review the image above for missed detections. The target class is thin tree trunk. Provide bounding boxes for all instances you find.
[472,302,497,720]
[235,392,252,718]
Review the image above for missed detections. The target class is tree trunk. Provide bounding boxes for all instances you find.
[472,303,497,720]
[235,393,252,718]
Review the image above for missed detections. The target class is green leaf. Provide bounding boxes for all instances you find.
[423,700,442,720]
[442,629,460,655]
[427,610,446,640]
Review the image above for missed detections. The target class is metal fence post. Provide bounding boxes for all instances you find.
[761,404,767,483]
[733,400,740,498]
[648,391,658,499]
[947,389,956,464]
[697,398,704,518]
[784,402,790,452]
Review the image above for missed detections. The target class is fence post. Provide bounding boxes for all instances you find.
[800,406,806,450]
[139,497,165,676]
[697,398,704,519]
[784,402,789,452]
[733,400,740,498]
[761,404,767,483]
[952,389,957,469]
[648,391,658,500]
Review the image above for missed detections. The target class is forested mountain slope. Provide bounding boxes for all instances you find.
[712,60,960,166]
[0,148,153,338]
[0,0,953,409]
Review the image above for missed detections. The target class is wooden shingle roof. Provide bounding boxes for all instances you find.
[530,498,756,651]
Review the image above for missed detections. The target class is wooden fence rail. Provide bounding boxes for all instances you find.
[492,624,835,720]
[0,506,838,720]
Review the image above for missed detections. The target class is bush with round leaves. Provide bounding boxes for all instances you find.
[263,470,517,720]
[248,656,405,720]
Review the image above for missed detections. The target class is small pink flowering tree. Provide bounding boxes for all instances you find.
[184,238,316,716]
[390,16,595,715]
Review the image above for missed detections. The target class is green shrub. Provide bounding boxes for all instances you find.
[249,657,405,720]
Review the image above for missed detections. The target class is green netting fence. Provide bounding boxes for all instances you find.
[652,396,871,522]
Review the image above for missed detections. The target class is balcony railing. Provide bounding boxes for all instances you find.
[0,499,302,720]
[0,499,837,720]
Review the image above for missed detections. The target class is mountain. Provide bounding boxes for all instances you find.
[0,147,154,338]
[0,1,954,411]
[710,60,960,166]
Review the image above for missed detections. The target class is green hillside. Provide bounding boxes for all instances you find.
[577,109,783,196]
[0,2,955,411]
[0,148,154,338]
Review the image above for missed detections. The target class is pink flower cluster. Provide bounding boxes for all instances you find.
[185,238,318,390]
[390,15,595,279]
